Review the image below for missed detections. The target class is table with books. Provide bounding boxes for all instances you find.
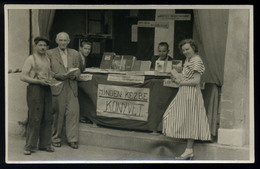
[78,68,180,132]
[77,53,184,132]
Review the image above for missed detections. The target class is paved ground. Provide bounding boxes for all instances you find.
[6,120,173,164]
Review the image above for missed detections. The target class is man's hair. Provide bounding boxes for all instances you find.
[158,42,169,50]
[34,36,50,46]
[80,39,92,47]
[56,32,70,40]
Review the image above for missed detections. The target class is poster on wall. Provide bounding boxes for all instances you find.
[97,84,150,121]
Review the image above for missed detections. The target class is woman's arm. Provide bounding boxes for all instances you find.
[178,72,201,86]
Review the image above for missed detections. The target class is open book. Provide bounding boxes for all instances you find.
[48,79,62,87]
[170,69,182,82]
[66,68,79,76]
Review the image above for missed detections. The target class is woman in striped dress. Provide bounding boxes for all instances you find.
[163,39,211,160]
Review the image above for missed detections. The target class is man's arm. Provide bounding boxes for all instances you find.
[20,56,50,85]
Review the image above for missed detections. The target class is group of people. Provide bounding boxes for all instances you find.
[20,31,211,160]
[20,32,92,155]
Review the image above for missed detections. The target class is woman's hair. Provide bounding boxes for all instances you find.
[178,39,198,54]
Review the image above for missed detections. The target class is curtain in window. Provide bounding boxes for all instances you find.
[193,9,229,87]
[38,9,56,39]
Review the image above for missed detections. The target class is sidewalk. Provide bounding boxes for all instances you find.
[6,121,172,164]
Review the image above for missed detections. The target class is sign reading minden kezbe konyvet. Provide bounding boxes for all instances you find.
[97,84,150,121]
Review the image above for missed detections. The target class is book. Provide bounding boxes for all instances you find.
[132,60,151,71]
[100,52,116,69]
[165,61,172,72]
[155,60,179,73]
[111,55,123,70]
[172,60,183,73]
[155,60,172,72]
[84,67,109,73]
[121,55,136,71]
[170,69,182,82]
[132,60,141,71]
[163,79,179,88]
[66,68,79,76]
[155,60,165,72]
[49,79,62,87]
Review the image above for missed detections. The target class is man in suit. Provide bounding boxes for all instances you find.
[151,42,173,70]
[47,32,81,149]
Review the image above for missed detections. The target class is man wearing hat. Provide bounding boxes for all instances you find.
[20,36,55,155]
[47,32,81,149]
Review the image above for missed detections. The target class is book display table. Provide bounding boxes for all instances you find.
[78,70,218,134]
[78,71,178,132]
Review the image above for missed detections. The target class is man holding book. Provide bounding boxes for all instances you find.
[47,32,81,149]
[20,36,55,155]
[151,42,173,70]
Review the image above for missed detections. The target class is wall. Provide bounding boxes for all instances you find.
[7,9,30,123]
[218,9,250,146]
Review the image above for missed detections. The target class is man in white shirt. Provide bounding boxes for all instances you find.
[79,39,92,72]
[47,32,81,149]
[151,42,173,69]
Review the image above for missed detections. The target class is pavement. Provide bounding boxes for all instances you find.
[6,120,174,164]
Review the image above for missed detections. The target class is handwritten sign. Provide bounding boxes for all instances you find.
[107,74,145,83]
[157,14,191,21]
[137,21,169,29]
[97,84,150,121]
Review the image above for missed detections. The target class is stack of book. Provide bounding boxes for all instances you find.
[155,60,172,73]
[155,60,183,73]
[100,52,151,71]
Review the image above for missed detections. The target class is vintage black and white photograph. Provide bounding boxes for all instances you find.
[5,5,254,163]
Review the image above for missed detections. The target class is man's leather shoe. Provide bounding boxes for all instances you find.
[39,146,55,152]
[79,119,87,123]
[23,149,31,155]
[68,142,78,149]
[52,142,61,147]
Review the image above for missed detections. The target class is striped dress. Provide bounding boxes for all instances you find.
[162,55,211,140]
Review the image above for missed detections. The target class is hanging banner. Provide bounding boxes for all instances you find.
[137,21,169,29]
[97,84,150,121]
[157,14,191,20]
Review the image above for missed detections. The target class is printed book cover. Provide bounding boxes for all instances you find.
[100,52,116,69]
[155,60,165,72]
[111,55,123,70]
[121,55,136,71]
[132,60,151,71]
[132,60,142,71]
